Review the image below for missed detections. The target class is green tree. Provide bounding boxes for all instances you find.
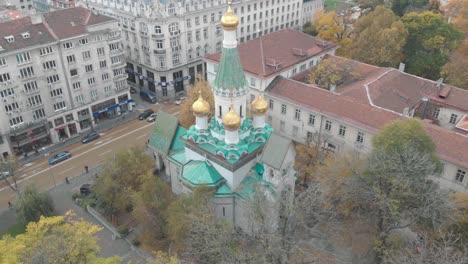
[15,185,54,223]
[309,59,360,89]
[356,0,386,11]
[402,11,463,80]
[302,21,318,36]
[441,43,468,89]
[179,77,215,129]
[392,0,429,16]
[351,6,408,67]
[353,119,453,263]
[313,10,353,57]
[0,212,120,264]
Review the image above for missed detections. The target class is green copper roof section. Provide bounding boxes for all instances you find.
[170,126,187,152]
[168,150,187,165]
[214,183,233,197]
[149,111,178,155]
[213,47,248,94]
[235,170,276,201]
[181,160,224,188]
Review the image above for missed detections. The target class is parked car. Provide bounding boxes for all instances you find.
[81,132,100,143]
[80,183,94,195]
[138,109,154,120]
[129,87,138,94]
[147,113,157,122]
[48,151,72,165]
[174,97,186,105]
[0,170,10,180]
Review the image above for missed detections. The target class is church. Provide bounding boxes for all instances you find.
[148,2,296,230]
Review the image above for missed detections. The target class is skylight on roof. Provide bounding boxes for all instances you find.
[21,32,30,39]
[4,36,14,43]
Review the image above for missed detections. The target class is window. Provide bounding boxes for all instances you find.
[292,126,298,136]
[169,22,179,35]
[16,52,31,64]
[218,105,222,118]
[0,57,5,66]
[186,19,191,28]
[196,30,201,41]
[325,120,332,131]
[338,125,346,137]
[53,101,66,111]
[154,25,162,34]
[109,42,120,51]
[307,131,313,141]
[97,47,105,56]
[156,39,164,49]
[99,60,107,68]
[19,66,35,79]
[102,73,109,80]
[33,108,46,120]
[104,85,112,94]
[455,169,466,183]
[4,102,19,112]
[43,60,56,70]
[39,46,53,56]
[168,3,175,14]
[187,32,192,43]
[66,55,75,64]
[85,64,93,72]
[72,82,81,89]
[269,100,274,109]
[203,15,207,23]
[195,16,200,25]
[216,41,222,52]
[9,116,23,126]
[27,95,42,106]
[281,104,286,114]
[308,114,315,125]
[280,120,285,131]
[216,25,222,36]
[250,77,256,87]
[172,53,180,65]
[294,109,301,120]
[267,115,272,123]
[113,68,124,77]
[50,88,63,97]
[110,55,122,64]
[449,113,458,124]
[203,27,208,38]
[63,42,73,49]
[432,108,440,119]
[70,69,78,77]
[356,132,364,143]
[90,89,98,99]
[0,73,10,83]
[24,81,38,93]
[87,77,96,85]
[82,51,91,60]
[79,38,88,45]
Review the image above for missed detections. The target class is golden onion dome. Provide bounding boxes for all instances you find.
[251,93,268,115]
[192,91,210,116]
[222,103,241,131]
[221,2,239,30]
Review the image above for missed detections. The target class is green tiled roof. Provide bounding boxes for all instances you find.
[234,168,276,201]
[181,160,225,188]
[213,48,248,95]
[260,133,291,169]
[149,111,179,155]
[169,150,187,165]
[214,183,233,197]
[170,126,187,152]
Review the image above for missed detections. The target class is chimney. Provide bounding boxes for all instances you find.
[436,78,444,90]
[30,14,42,25]
[398,63,405,72]
[329,84,336,92]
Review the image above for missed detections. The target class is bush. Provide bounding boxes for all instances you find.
[117,225,129,236]
[72,193,81,200]
[131,238,141,246]
[16,185,54,223]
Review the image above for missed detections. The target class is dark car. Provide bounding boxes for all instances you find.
[48,151,72,165]
[138,109,154,120]
[80,183,94,195]
[130,87,137,94]
[81,132,100,143]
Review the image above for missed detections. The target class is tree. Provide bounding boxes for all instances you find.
[309,59,360,89]
[392,0,430,16]
[131,173,173,246]
[94,147,153,215]
[302,21,318,36]
[313,10,353,57]
[356,0,386,11]
[351,6,408,67]
[351,119,454,263]
[178,77,215,129]
[441,43,468,89]
[150,252,180,264]
[444,0,468,36]
[15,185,54,223]
[1,156,20,193]
[0,212,120,264]
[402,11,463,80]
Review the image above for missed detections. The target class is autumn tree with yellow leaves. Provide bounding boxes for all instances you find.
[313,10,352,57]
[178,77,215,129]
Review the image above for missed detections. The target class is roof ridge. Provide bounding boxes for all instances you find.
[259,37,266,76]
[41,16,59,41]
[84,8,92,25]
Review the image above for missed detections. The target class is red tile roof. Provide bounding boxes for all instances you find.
[267,76,468,168]
[43,7,114,39]
[0,16,56,53]
[205,28,338,77]
[455,115,468,133]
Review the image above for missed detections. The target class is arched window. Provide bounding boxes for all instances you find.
[193,1,199,10]
[188,48,193,60]
[204,44,209,55]
[154,25,162,34]
[169,22,179,35]
[196,46,201,57]
[215,41,222,52]
[168,3,175,15]
[139,22,148,33]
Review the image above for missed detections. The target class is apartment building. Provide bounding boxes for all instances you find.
[77,0,322,101]
[0,7,130,160]
[301,0,322,25]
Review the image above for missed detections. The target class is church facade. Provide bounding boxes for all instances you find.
[148,3,296,230]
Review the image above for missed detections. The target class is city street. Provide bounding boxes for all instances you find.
[0,102,181,210]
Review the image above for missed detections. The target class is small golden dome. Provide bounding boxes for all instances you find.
[251,93,268,115]
[192,91,210,116]
[221,2,239,30]
[223,103,241,131]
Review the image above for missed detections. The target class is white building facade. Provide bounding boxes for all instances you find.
[77,0,321,101]
[0,7,130,160]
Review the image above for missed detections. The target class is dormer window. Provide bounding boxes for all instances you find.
[4,36,14,43]
[21,32,30,39]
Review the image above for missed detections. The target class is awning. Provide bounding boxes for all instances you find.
[93,99,134,116]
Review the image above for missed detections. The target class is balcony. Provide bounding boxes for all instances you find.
[153,49,166,54]
[109,49,125,55]
[151,33,165,39]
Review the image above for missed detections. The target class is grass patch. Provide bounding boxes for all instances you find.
[0,221,27,238]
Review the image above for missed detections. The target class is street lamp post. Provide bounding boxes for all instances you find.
[43,152,57,188]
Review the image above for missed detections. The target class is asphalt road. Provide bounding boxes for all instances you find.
[0,103,181,210]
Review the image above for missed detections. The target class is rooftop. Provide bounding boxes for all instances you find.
[205,28,338,77]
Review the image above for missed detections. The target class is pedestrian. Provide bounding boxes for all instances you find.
[147,139,150,145]
[84,165,89,173]
[65,176,70,184]
[8,201,12,209]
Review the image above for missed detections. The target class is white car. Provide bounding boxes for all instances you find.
[0,170,11,179]
[147,113,157,122]
[174,97,186,105]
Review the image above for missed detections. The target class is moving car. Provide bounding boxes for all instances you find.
[81,132,100,143]
[48,151,72,165]
[140,89,157,104]
[80,183,94,195]
[0,170,10,180]
[139,109,154,120]
[174,97,186,105]
[129,87,137,94]
[147,113,157,122]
